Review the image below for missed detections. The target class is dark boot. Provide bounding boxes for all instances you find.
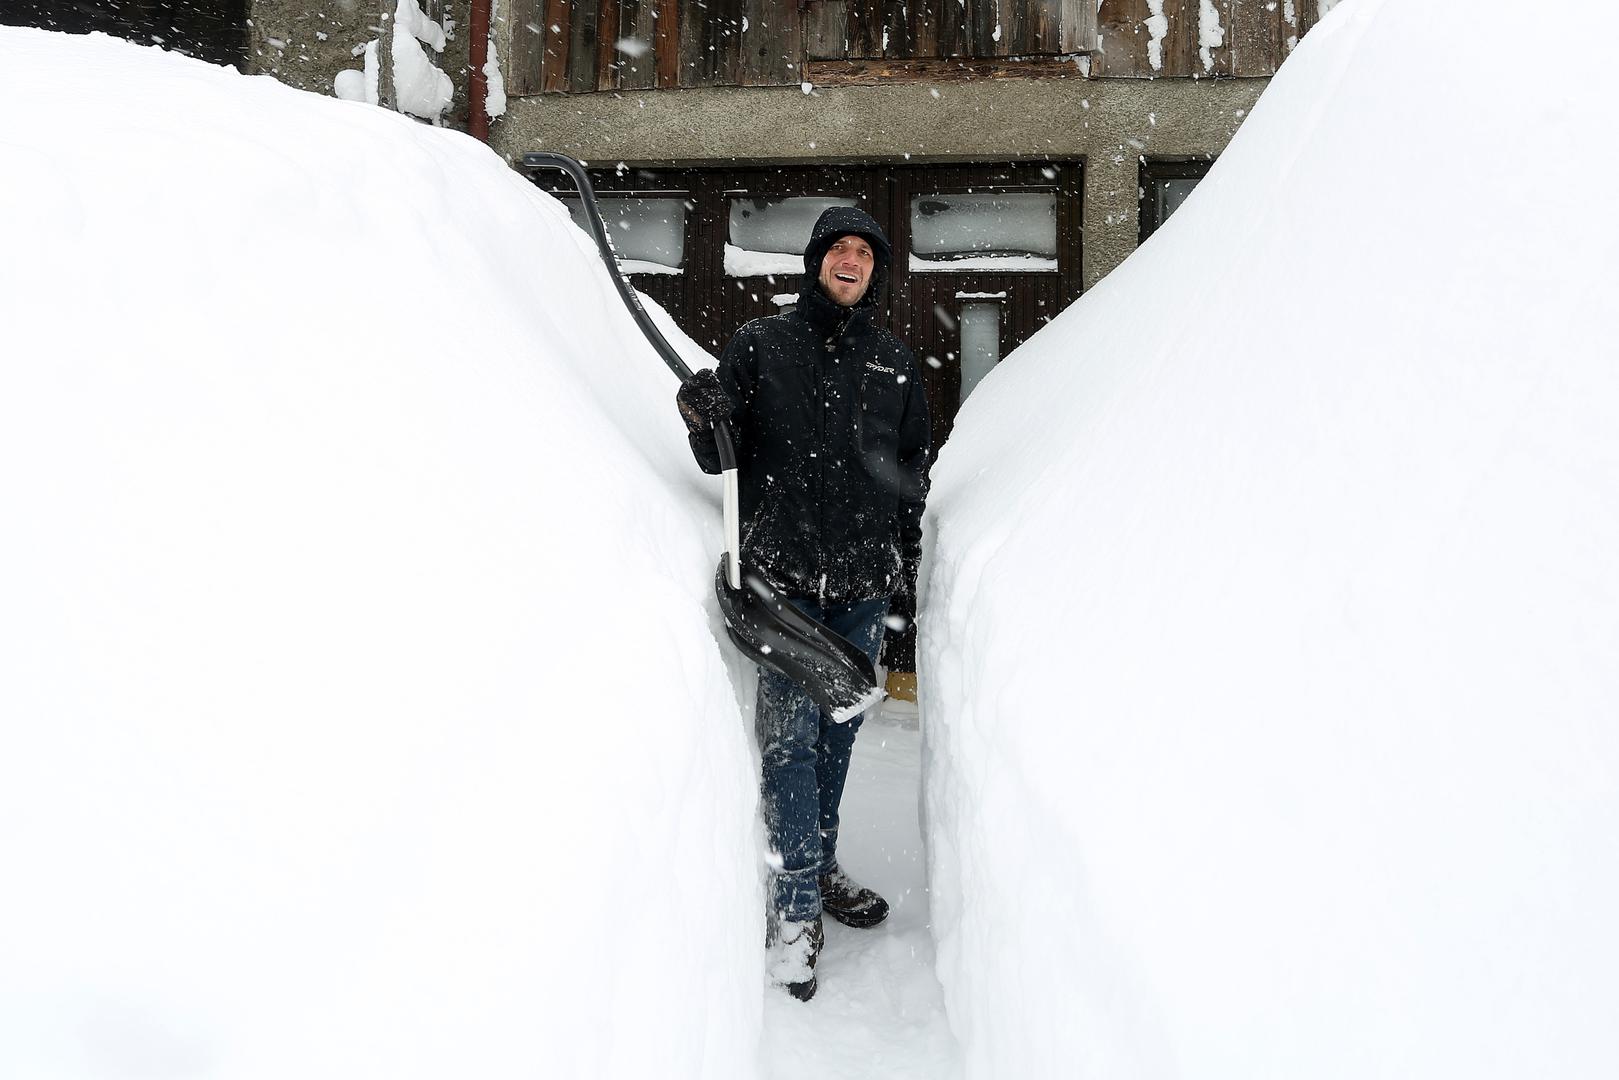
[766,915,824,1001]
[818,865,890,929]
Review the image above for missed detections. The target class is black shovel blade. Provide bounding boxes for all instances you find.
[715,559,884,723]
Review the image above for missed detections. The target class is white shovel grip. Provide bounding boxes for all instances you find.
[722,467,741,590]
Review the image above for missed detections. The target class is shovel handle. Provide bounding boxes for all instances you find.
[524,152,746,585]
[715,419,740,589]
[521,153,693,383]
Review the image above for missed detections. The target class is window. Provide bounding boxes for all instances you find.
[910,192,1059,273]
[1139,158,1215,244]
[563,195,687,274]
[958,302,1003,404]
[726,196,859,277]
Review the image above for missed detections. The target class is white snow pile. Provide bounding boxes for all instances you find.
[0,28,761,1080]
[921,0,1619,1077]
[335,0,453,118]
[389,0,452,119]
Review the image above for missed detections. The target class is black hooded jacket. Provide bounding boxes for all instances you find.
[687,206,931,607]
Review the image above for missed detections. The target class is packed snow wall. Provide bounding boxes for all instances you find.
[0,29,761,1080]
[920,0,1619,1076]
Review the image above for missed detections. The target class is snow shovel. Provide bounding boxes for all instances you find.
[521,152,883,723]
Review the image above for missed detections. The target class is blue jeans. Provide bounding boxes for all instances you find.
[757,596,889,922]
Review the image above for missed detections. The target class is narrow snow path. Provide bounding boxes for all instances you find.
[759,705,962,1079]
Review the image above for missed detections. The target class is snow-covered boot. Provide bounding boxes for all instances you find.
[766,915,824,1001]
[818,865,889,929]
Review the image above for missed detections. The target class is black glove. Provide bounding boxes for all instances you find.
[676,369,734,433]
[881,587,917,672]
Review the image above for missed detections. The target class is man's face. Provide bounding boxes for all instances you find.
[817,234,875,307]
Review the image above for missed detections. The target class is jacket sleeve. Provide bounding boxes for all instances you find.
[895,344,932,602]
[881,345,932,672]
[685,327,757,475]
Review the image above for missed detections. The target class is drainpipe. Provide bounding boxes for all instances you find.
[468,0,491,142]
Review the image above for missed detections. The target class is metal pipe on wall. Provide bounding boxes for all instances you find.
[468,0,491,141]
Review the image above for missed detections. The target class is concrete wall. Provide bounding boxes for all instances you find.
[488,76,1268,288]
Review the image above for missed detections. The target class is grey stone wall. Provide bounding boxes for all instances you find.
[486,76,1268,288]
[246,0,384,93]
[247,0,472,125]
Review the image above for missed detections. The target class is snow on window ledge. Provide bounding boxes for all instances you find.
[724,244,803,278]
[910,253,1059,273]
[617,258,682,276]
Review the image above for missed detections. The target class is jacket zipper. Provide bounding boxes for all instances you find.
[817,313,854,606]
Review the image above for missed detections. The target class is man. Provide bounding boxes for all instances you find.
[676,206,930,1001]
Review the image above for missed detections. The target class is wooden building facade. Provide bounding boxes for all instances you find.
[506,2,1332,456]
[11,0,1323,459]
[507,0,1322,94]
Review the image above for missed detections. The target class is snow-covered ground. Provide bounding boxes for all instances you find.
[922,0,1619,1077]
[761,704,960,1080]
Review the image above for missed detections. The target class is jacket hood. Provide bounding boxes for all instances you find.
[801,205,891,312]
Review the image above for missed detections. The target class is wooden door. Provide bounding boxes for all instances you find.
[890,162,1082,453]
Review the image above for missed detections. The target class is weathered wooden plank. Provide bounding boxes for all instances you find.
[677,0,705,85]
[993,0,1016,53]
[1293,0,1319,45]
[700,0,726,83]
[620,0,659,89]
[994,0,1015,57]
[958,0,984,57]
[806,0,849,60]
[739,0,798,84]
[884,0,917,58]
[1004,0,1031,55]
[655,0,679,86]
[804,54,1087,83]
[1026,0,1058,53]
[712,0,746,84]
[507,0,545,94]
[1202,0,1233,75]
[1229,0,1284,75]
[541,0,572,91]
[911,0,941,57]
[1091,0,1148,76]
[937,0,967,56]
[848,0,883,58]
[595,0,621,90]
[739,0,764,82]
[566,0,600,92]
[777,0,804,82]
[1160,0,1196,76]
[1056,0,1096,54]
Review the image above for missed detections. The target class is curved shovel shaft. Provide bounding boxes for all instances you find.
[521,151,881,718]
[521,152,693,383]
[522,153,747,577]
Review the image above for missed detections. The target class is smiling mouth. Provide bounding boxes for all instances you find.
[834,273,860,284]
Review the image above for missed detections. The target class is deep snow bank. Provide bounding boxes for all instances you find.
[0,29,759,1079]
[921,0,1619,1076]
